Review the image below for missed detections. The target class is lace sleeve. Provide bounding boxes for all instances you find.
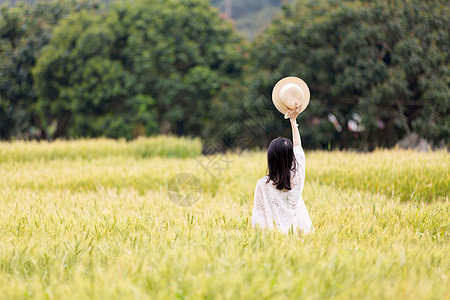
[293,145,306,193]
[251,180,271,230]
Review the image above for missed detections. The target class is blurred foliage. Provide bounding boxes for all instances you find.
[0,0,285,41]
[0,0,449,150]
[32,0,246,140]
[0,135,202,162]
[0,0,99,139]
[247,0,449,150]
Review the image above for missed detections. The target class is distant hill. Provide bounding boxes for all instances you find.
[0,0,285,40]
[210,0,285,40]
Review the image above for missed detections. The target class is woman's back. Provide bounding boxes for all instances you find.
[251,145,313,234]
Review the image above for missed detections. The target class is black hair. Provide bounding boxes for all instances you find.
[266,137,297,190]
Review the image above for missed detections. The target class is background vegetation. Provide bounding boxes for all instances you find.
[246,0,449,149]
[0,136,202,162]
[0,0,449,150]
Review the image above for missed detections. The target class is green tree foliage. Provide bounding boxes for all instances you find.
[0,0,99,139]
[2,0,448,149]
[33,0,245,139]
[248,0,449,149]
[358,0,450,147]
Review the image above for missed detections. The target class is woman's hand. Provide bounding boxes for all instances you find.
[285,103,302,121]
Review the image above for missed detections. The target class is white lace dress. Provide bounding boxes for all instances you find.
[251,145,314,234]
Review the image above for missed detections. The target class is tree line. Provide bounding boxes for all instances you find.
[0,0,448,150]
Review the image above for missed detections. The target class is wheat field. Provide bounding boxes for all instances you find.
[0,137,448,299]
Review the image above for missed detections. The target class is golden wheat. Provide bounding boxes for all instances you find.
[0,138,448,299]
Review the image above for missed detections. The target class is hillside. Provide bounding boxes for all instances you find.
[211,0,284,40]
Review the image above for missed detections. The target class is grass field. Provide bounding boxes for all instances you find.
[0,137,448,299]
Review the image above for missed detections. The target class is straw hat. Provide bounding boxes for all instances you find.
[272,77,310,118]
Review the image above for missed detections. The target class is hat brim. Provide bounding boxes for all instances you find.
[272,77,310,115]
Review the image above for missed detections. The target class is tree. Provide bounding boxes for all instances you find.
[247,0,449,149]
[33,0,246,139]
[358,0,449,147]
[0,0,99,139]
[33,10,146,139]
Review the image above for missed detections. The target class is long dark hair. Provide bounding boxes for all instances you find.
[266,137,297,190]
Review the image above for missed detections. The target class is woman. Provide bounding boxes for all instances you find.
[251,103,314,235]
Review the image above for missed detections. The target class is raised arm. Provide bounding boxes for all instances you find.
[286,103,305,190]
[286,103,303,147]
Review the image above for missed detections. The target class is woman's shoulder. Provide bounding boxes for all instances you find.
[257,176,269,186]
[258,175,269,182]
